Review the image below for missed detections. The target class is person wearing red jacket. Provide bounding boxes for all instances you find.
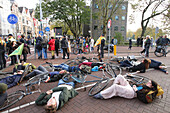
[48,37,55,59]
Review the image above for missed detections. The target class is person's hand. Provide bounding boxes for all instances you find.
[46,90,53,95]
[133,85,138,91]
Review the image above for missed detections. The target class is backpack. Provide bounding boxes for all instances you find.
[137,85,164,103]
[36,39,42,49]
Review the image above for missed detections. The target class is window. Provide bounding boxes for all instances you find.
[95,4,98,8]
[122,5,126,10]
[122,16,125,20]
[114,26,118,31]
[121,26,125,31]
[115,16,119,20]
[94,25,98,30]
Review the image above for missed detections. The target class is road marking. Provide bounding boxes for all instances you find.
[2,66,170,113]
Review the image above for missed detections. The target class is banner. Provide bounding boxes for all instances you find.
[9,43,24,56]
[94,36,102,47]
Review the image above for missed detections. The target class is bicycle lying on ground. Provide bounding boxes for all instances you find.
[0,72,49,111]
[88,73,150,96]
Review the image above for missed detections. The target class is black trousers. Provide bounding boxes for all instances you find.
[101,46,104,58]
[55,48,59,56]
[63,48,69,59]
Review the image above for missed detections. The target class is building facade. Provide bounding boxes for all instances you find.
[0,0,11,37]
[91,1,128,41]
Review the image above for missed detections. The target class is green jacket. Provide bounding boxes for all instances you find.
[35,87,78,109]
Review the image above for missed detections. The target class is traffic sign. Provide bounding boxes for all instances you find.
[45,27,50,32]
[107,19,112,29]
[7,14,18,24]
[155,27,159,34]
[39,31,44,36]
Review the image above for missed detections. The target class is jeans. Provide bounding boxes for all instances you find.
[42,48,47,59]
[54,63,69,71]
[37,49,42,58]
[25,65,48,79]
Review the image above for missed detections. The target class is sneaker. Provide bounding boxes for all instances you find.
[93,93,103,99]
[45,76,50,83]
[56,56,59,58]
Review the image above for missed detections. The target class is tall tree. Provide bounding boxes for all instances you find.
[35,0,90,38]
[94,0,125,36]
[129,0,169,38]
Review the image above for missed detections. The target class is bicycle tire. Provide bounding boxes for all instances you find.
[105,64,121,78]
[125,74,150,86]
[40,62,54,72]
[88,78,110,96]
[0,90,24,111]
[154,48,164,57]
[62,72,85,83]
[73,48,79,55]
[27,72,49,84]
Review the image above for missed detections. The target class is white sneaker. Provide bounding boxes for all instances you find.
[56,56,59,58]
[65,57,68,59]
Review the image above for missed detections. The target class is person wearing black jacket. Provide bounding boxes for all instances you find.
[145,35,151,57]
[55,38,60,58]
[100,34,105,58]
[36,35,43,59]
[61,36,69,59]
[0,37,6,69]
[42,38,48,60]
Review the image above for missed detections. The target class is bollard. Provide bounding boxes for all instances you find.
[114,45,116,55]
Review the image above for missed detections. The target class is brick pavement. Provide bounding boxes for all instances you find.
[1,46,170,113]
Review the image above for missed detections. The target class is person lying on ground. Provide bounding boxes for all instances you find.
[24,65,69,82]
[13,60,36,75]
[35,79,78,112]
[79,62,106,69]
[124,59,168,74]
[127,59,151,73]
[0,83,8,106]
[53,63,80,72]
[0,62,26,88]
[93,74,158,103]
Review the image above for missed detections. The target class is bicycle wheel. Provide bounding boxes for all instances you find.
[27,72,49,84]
[73,48,79,55]
[154,48,164,57]
[62,72,85,83]
[88,78,110,96]
[0,90,24,111]
[125,75,150,86]
[105,64,121,78]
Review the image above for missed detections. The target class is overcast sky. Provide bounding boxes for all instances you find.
[15,0,140,32]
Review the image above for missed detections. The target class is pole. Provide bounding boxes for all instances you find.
[90,0,92,37]
[33,18,36,59]
[39,0,43,37]
[108,28,110,58]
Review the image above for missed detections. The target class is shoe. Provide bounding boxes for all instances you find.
[45,76,50,83]
[56,56,59,58]
[65,57,68,59]
[62,58,65,59]
[93,93,103,99]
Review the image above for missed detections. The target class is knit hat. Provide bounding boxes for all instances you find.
[0,83,8,93]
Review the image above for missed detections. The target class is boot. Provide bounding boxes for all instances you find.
[51,56,55,59]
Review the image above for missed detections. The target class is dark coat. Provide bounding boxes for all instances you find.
[61,38,68,49]
[35,87,78,109]
[55,39,60,49]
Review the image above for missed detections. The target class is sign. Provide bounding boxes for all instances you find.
[7,14,18,24]
[107,19,112,29]
[45,27,50,32]
[155,27,159,34]
[39,31,44,36]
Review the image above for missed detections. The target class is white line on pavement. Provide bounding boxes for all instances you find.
[2,66,170,113]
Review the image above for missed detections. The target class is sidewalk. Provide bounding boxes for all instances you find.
[1,46,170,113]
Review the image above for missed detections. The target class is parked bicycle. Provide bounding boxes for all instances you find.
[0,72,49,111]
[73,46,90,55]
